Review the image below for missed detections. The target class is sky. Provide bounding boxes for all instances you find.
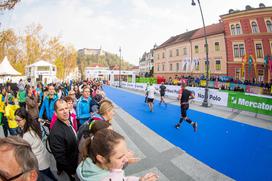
[1,0,271,65]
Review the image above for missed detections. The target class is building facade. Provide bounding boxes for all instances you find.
[220,4,272,82]
[154,23,227,80]
[139,46,156,77]
[191,23,227,78]
[78,48,105,56]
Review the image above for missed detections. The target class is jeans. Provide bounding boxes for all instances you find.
[40,168,57,181]
[9,128,19,135]
[1,116,9,137]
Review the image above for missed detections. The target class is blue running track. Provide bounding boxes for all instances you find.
[104,86,272,181]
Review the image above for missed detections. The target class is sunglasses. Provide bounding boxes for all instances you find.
[15,118,23,122]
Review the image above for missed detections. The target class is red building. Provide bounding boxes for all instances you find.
[220,4,272,83]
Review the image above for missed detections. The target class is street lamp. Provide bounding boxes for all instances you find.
[119,47,122,88]
[192,0,209,107]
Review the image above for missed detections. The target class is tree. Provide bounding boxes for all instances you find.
[0,0,20,11]
[0,23,78,77]
[54,57,64,79]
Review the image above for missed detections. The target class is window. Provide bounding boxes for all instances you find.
[239,44,245,57]
[162,64,165,71]
[169,64,172,71]
[37,66,49,71]
[176,63,179,71]
[231,25,236,35]
[258,69,264,82]
[256,43,263,58]
[230,23,242,35]
[234,45,239,57]
[251,21,259,33]
[157,64,160,71]
[169,50,173,57]
[183,48,187,55]
[215,60,221,70]
[235,68,241,79]
[204,44,208,53]
[162,52,165,58]
[266,20,272,32]
[195,61,200,70]
[271,42,272,54]
[157,54,160,60]
[215,42,220,51]
[204,60,209,71]
[236,24,241,35]
[233,43,245,58]
[195,45,199,53]
[176,49,179,56]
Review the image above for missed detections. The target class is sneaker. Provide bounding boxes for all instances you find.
[193,122,198,132]
[175,124,180,129]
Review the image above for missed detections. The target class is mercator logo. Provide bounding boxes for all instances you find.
[231,97,237,104]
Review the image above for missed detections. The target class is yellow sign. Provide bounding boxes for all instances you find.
[200,80,206,86]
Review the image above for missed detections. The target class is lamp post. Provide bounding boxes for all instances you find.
[192,0,209,107]
[119,47,122,87]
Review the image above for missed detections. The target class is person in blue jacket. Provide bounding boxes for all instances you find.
[39,84,58,123]
[77,86,92,127]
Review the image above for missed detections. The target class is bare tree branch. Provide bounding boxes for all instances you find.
[0,0,20,11]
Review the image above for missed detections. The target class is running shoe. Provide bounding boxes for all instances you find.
[193,122,198,132]
[175,124,180,129]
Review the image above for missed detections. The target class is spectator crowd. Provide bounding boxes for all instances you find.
[0,79,159,181]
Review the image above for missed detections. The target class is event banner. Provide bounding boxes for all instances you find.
[228,93,272,115]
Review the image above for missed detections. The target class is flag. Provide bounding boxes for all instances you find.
[248,55,253,79]
[241,55,247,78]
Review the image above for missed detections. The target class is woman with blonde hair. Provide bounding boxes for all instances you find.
[97,100,114,122]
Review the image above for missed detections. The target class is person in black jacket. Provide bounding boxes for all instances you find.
[49,99,78,181]
[175,83,198,132]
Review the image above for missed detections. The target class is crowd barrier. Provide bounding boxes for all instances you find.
[111,81,272,116]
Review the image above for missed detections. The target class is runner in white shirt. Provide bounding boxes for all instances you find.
[147,83,155,112]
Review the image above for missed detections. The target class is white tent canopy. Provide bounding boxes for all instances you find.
[26,60,55,67]
[0,56,21,76]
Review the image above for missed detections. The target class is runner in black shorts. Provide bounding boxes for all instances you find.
[159,82,167,106]
[175,83,198,132]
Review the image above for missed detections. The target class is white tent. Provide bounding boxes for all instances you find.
[26,60,55,67]
[0,56,21,76]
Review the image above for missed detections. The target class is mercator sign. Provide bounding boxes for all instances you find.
[228,93,272,116]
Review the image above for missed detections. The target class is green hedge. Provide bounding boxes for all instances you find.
[136,77,157,83]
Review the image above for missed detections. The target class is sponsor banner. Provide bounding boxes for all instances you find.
[245,86,262,94]
[134,83,147,91]
[112,82,228,107]
[188,87,229,106]
[157,85,228,106]
[228,93,272,115]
